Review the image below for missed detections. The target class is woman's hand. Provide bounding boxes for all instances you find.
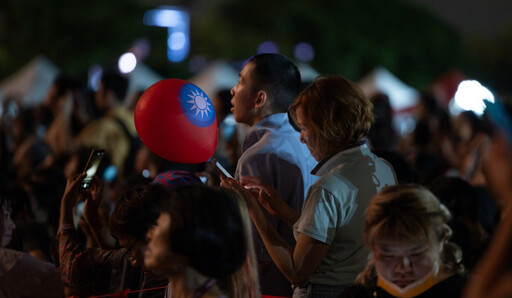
[240,176,300,227]
[240,176,286,217]
[220,176,260,211]
[83,176,104,224]
[61,173,87,211]
[59,173,87,228]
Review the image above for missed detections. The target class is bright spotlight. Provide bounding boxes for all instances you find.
[118,52,137,74]
[453,80,494,116]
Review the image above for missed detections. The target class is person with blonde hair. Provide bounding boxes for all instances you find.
[341,184,466,297]
[223,74,397,297]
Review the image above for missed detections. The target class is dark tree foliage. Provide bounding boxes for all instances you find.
[0,0,504,93]
[191,0,471,88]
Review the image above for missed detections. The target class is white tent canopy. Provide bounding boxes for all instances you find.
[358,67,420,135]
[0,55,60,108]
[125,62,164,105]
[358,66,419,113]
[189,60,239,99]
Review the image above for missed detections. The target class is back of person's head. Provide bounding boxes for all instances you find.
[367,93,399,151]
[364,184,464,274]
[101,70,129,102]
[109,181,167,241]
[429,177,479,222]
[53,74,79,98]
[372,149,418,184]
[419,92,441,116]
[162,185,247,279]
[248,53,301,112]
[290,74,374,153]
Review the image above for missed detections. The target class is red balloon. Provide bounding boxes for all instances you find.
[135,79,218,163]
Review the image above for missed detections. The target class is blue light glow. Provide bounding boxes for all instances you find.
[144,9,185,28]
[167,28,189,62]
[103,165,117,182]
[257,41,279,54]
[144,7,190,63]
[294,42,315,62]
[88,65,103,91]
[168,32,186,50]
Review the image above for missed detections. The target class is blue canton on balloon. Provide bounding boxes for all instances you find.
[178,83,215,127]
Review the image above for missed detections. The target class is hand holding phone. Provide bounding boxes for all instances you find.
[209,158,233,179]
[81,149,105,190]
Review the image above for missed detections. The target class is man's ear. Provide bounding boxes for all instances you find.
[255,90,267,109]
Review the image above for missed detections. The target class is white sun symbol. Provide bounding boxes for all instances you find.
[187,89,212,118]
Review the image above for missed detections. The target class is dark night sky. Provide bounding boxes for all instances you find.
[406,0,512,40]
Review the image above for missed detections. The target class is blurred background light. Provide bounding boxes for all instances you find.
[168,32,187,50]
[144,6,189,63]
[143,8,184,28]
[88,64,103,91]
[293,42,315,62]
[118,52,137,74]
[452,80,494,115]
[257,41,279,54]
[103,165,117,182]
[131,38,151,60]
[188,55,208,74]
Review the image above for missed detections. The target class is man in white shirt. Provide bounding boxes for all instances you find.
[230,53,317,296]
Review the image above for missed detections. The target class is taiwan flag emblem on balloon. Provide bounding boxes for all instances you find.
[135,79,218,163]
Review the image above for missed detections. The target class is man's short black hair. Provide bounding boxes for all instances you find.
[101,70,129,102]
[248,53,301,113]
[53,74,79,98]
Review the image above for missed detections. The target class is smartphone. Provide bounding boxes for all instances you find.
[209,158,233,179]
[81,149,105,189]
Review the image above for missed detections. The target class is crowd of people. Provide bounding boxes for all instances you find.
[0,52,511,298]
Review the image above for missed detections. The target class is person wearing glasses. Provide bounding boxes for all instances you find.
[55,171,200,297]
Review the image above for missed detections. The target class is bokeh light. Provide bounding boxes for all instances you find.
[88,65,103,91]
[293,42,315,62]
[257,41,279,54]
[118,52,137,74]
[452,80,494,116]
[188,55,208,74]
